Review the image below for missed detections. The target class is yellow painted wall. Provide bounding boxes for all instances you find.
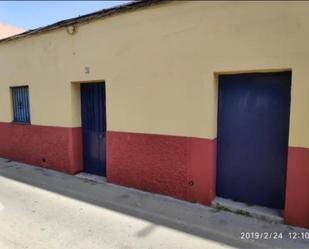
[0,1,308,148]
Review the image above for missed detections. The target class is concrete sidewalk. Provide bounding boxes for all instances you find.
[0,158,308,249]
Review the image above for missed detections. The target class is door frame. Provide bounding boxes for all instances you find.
[213,68,292,210]
[71,79,107,176]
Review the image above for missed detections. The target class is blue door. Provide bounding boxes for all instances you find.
[80,83,106,176]
[216,72,291,209]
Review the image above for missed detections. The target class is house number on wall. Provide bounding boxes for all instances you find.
[84,67,90,74]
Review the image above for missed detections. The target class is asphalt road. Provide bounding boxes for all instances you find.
[0,158,308,249]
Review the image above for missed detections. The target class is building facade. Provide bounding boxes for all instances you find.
[0,1,308,228]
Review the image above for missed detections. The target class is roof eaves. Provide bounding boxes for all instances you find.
[0,0,169,44]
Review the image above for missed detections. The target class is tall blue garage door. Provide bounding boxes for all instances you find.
[216,72,291,209]
[80,82,106,176]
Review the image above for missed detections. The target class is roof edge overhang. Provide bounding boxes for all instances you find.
[0,0,169,44]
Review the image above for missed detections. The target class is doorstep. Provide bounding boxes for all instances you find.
[75,172,107,184]
[211,197,284,224]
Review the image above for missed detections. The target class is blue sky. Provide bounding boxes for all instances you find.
[0,1,129,30]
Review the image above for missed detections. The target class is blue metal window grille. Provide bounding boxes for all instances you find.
[11,86,31,123]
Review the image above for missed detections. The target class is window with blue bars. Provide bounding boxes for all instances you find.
[11,86,31,123]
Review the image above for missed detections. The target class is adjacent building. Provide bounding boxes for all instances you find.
[0,23,25,39]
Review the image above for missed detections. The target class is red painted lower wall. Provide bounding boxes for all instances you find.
[0,122,308,228]
[187,137,217,205]
[285,147,309,228]
[0,122,82,174]
[107,131,217,205]
[107,131,309,228]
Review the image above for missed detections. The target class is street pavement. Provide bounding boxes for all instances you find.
[0,158,308,249]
